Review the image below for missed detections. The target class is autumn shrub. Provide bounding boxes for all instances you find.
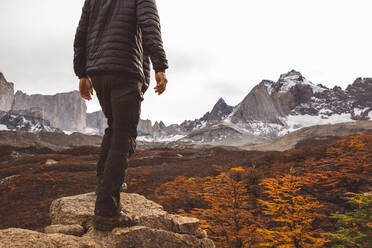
[257,169,329,248]
[324,192,372,248]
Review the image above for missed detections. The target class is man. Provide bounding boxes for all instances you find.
[73,0,168,231]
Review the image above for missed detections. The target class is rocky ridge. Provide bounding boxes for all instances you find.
[2,70,371,146]
[0,72,87,133]
[243,120,372,151]
[12,90,87,132]
[0,72,14,112]
[179,70,372,145]
[127,70,372,145]
[0,192,214,248]
[0,130,102,150]
[0,108,63,133]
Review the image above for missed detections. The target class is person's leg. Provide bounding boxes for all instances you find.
[94,74,143,218]
[96,123,112,177]
[90,75,113,187]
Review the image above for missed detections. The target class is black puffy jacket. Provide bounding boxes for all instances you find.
[73,0,168,93]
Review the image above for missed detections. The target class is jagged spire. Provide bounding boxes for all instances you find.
[278,69,303,82]
[0,72,7,84]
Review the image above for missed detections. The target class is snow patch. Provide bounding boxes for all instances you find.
[318,108,333,115]
[137,134,186,143]
[279,113,354,136]
[80,127,101,136]
[0,124,9,131]
[278,75,326,94]
[264,81,275,95]
[62,130,74,135]
[354,107,369,116]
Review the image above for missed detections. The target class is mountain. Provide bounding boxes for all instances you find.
[85,112,187,142]
[2,70,371,146]
[0,72,14,112]
[0,72,88,133]
[179,70,372,145]
[85,70,371,145]
[85,110,107,135]
[0,129,102,150]
[12,90,87,132]
[0,109,63,133]
[179,98,233,132]
[243,120,372,151]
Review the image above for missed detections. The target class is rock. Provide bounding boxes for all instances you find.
[44,224,85,236]
[153,121,166,131]
[0,192,215,248]
[83,225,215,248]
[10,151,21,159]
[45,159,58,165]
[9,108,44,119]
[0,130,102,151]
[0,73,14,112]
[244,120,372,151]
[207,98,233,124]
[138,119,153,136]
[86,112,187,142]
[0,175,18,185]
[231,80,284,124]
[0,228,83,248]
[0,111,63,133]
[86,110,107,136]
[181,123,267,146]
[12,90,87,132]
[49,192,202,235]
[167,214,200,235]
[195,227,208,239]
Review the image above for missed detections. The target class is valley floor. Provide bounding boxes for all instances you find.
[0,133,371,247]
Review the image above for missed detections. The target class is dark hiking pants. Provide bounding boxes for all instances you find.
[90,73,144,217]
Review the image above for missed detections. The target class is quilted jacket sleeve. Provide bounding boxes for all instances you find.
[136,0,168,73]
[142,51,151,93]
[73,0,90,79]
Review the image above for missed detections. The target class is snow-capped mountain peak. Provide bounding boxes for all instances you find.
[0,110,63,133]
[275,70,327,94]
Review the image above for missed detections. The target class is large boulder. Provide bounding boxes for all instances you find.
[0,228,84,247]
[0,192,215,248]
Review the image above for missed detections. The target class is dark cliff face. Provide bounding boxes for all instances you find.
[231,81,284,124]
[207,98,233,124]
[0,110,63,133]
[346,78,372,109]
[231,70,326,124]
[230,70,372,125]
[86,110,107,135]
[181,70,372,145]
[0,72,15,112]
[179,98,233,132]
[12,90,87,132]
[1,70,371,145]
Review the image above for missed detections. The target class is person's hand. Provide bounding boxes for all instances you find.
[154,72,168,95]
[79,77,93,100]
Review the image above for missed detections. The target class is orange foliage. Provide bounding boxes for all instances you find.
[257,169,328,247]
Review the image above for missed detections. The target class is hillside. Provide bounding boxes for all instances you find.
[0,133,371,247]
[243,120,372,151]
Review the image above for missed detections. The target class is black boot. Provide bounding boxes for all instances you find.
[93,209,140,231]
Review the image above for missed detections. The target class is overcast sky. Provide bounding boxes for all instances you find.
[0,0,371,125]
